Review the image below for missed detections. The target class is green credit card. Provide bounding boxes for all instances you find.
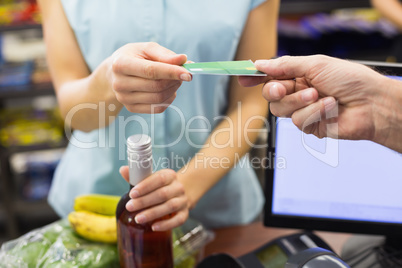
[183,60,267,76]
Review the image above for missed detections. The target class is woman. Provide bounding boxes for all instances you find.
[38,0,279,231]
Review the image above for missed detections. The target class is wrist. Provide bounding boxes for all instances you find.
[176,169,198,210]
[372,76,402,153]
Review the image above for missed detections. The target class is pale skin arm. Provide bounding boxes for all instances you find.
[371,0,402,31]
[176,0,278,209]
[38,0,192,132]
[125,0,279,231]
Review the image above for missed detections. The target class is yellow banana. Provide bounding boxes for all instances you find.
[68,211,117,243]
[73,194,120,216]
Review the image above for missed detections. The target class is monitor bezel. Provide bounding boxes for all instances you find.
[352,60,402,76]
[263,98,402,236]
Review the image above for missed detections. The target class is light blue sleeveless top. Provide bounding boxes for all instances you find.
[49,0,266,228]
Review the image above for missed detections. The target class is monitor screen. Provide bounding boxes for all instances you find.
[264,73,402,236]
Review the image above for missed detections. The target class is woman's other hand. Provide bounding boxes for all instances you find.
[119,166,189,231]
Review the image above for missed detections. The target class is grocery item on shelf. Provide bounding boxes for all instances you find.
[0,0,40,27]
[0,60,33,88]
[10,149,64,200]
[0,106,64,147]
[31,58,51,84]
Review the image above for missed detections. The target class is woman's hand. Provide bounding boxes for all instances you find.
[108,42,192,114]
[119,166,189,231]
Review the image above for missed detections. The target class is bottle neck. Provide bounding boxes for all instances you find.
[126,134,153,185]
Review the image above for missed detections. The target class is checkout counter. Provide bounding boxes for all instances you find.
[205,221,351,258]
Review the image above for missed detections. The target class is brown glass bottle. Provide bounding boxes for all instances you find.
[116,134,174,268]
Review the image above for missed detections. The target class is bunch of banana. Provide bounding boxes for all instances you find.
[68,194,120,244]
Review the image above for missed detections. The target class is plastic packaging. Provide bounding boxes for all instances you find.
[173,218,215,268]
[0,218,214,268]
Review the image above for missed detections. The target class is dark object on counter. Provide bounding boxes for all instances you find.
[285,247,350,268]
[197,253,244,268]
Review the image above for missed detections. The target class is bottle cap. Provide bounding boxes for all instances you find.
[126,134,153,186]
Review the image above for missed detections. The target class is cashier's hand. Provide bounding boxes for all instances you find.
[108,42,192,114]
[238,55,388,142]
[119,166,189,231]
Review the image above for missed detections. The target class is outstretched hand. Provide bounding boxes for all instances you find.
[239,55,388,142]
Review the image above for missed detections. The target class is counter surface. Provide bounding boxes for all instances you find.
[204,221,351,258]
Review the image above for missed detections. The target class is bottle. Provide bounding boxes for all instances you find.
[116,134,174,268]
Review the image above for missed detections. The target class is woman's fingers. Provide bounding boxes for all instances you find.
[126,180,185,212]
[120,168,189,230]
[139,42,188,66]
[113,79,181,105]
[128,169,176,198]
[124,94,177,113]
[133,196,188,229]
[151,209,189,232]
[119,166,130,184]
[112,74,183,93]
[113,58,192,81]
[110,42,191,81]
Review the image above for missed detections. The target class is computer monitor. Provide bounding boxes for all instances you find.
[263,62,402,238]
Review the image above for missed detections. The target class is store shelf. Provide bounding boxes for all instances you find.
[280,0,371,14]
[0,82,54,100]
[0,139,68,157]
[0,24,42,33]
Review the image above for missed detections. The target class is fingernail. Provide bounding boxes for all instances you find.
[126,201,135,211]
[119,166,124,173]
[301,89,315,102]
[180,73,192,82]
[129,190,139,199]
[270,83,280,98]
[135,214,146,224]
[152,224,160,231]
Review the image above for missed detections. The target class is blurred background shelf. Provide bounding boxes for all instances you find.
[0,140,68,156]
[0,82,54,100]
[280,0,371,14]
[0,23,41,33]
